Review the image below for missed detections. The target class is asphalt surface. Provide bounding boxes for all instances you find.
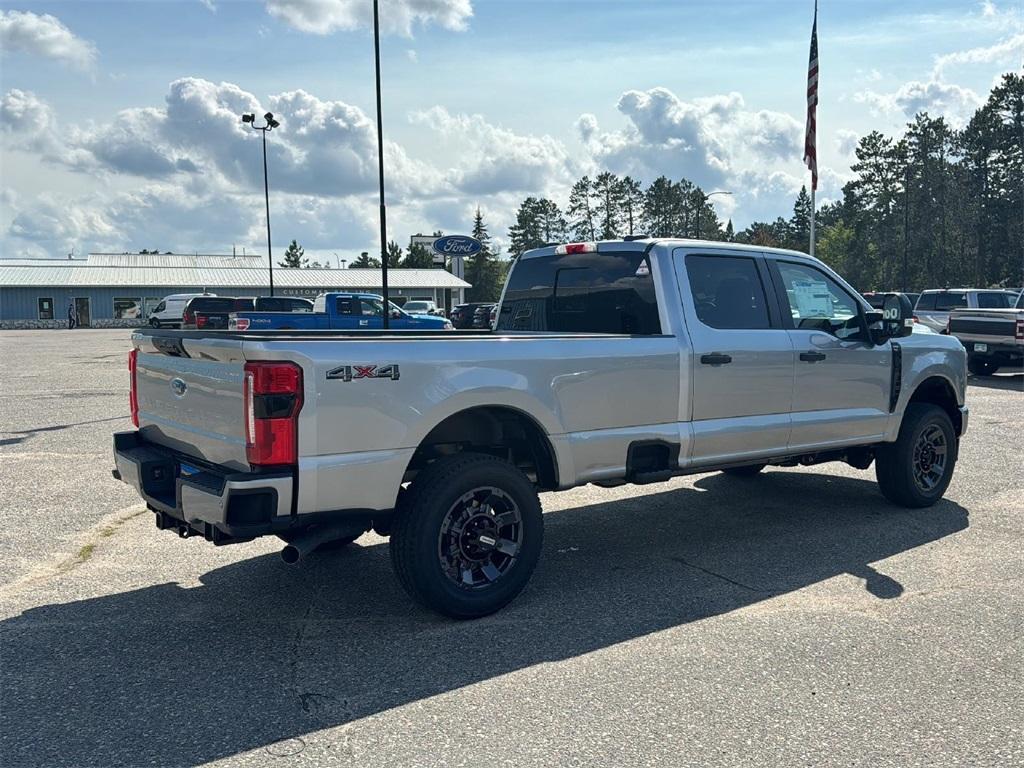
[1,330,1022,768]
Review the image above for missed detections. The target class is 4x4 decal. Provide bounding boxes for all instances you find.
[326,364,400,382]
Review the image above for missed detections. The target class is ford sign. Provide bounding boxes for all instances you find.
[432,235,482,257]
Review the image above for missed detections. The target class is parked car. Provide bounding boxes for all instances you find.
[148,293,213,328]
[187,296,315,330]
[450,303,491,329]
[402,300,443,317]
[913,288,1019,332]
[947,289,1024,376]
[116,238,967,620]
[230,293,453,331]
[472,303,496,328]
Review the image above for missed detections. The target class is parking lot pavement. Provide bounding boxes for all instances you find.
[1,331,1022,768]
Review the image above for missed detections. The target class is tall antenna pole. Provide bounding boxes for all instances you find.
[373,0,390,328]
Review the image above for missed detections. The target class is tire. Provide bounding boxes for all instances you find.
[968,357,999,376]
[150,318,161,328]
[721,463,766,478]
[389,452,543,619]
[875,403,957,508]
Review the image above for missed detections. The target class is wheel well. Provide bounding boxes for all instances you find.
[406,406,558,489]
[908,376,963,435]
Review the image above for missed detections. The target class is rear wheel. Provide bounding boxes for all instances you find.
[389,453,543,619]
[721,463,766,478]
[875,403,956,508]
[968,357,999,376]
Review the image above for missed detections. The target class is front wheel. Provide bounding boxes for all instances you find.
[389,453,544,619]
[968,357,999,376]
[150,318,161,328]
[875,403,957,508]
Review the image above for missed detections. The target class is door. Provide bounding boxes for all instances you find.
[74,298,91,328]
[769,259,891,449]
[336,296,385,328]
[674,251,795,465]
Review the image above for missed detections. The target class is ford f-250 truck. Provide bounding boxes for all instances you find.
[230,292,453,331]
[946,290,1024,376]
[113,239,968,618]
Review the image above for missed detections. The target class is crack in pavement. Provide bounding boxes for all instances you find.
[670,556,771,594]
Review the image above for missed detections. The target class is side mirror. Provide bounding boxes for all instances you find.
[391,310,401,319]
[867,294,914,344]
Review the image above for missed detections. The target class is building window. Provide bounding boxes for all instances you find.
[113,298,143,320]
[37,298,54,320]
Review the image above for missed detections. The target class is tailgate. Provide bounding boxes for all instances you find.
[948,311,1020,344]
[134,334,249,470]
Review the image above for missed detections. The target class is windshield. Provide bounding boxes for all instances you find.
[976,291,1018,309]
[404,302,430,312]
[498,250,661,334]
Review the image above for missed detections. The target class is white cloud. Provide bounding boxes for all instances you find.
[835,129,860,156]
[934,32,1024,75]
[0,10,96,69]
[199,0,217,12]
[406,48,418,62]
[580,88,801,191]
[855,79,983,126]
[265,0,472,36]
[0,89,55,138]
[410,106,576,196]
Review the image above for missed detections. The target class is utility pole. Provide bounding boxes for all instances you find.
[373,0,390,327]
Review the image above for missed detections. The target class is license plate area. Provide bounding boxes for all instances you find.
[974,343,988,352]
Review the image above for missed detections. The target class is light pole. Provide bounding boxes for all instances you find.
[695,190,732,239]
[372,0,391,327]
[242,111,280,295]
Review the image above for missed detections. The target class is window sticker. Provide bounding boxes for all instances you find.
[792,280,833,318]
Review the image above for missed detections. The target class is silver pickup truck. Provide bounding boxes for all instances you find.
[114,239,969,618]
[946,290,1024,376]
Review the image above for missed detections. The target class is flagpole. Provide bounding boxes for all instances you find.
[809,187,816,258]
[372,0,390,328]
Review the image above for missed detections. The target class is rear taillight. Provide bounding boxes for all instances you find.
[555,242,597,255]
[183,309,194,325]
[234,317,250,330]
[1016,319,1024,341]
[243,361,303,466]
[196,315,208,329]
[128,348,139,427]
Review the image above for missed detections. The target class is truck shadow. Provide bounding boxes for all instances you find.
[0,471,968,766]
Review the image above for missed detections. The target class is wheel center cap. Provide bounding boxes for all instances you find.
[459,514,498,560]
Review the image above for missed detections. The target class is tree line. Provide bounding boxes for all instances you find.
[505,72,1023,292]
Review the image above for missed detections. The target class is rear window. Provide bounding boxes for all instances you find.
[934,292,967,311]
[497,250,660,334]
[189,297,234,312]
[915,293,936,310]
[976,292,1016,309]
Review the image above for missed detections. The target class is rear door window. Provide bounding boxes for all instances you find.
[976,292,1016,309]
[686,255,771,330]
[498,250,660,334]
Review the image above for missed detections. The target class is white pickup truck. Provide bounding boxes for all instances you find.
[114,239,968,618]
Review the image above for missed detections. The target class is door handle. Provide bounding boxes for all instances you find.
[700,353,733,366]
[799,351,827,363]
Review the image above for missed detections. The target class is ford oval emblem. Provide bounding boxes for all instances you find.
[170,377,188,398]
[432,235,482,257]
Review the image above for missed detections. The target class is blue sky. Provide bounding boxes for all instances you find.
[1,0,1021,262]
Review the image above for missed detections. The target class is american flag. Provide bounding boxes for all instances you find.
[804,3,819,191]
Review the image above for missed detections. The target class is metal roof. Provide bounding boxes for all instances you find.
[0,264,470,289]
[86,253,269,268]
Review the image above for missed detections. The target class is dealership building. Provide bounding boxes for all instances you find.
[0,253,471,328]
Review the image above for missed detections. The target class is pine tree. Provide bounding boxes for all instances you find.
[643,176,679,237]
[537,198,568,243]
[567,177,596,241]
[593,171,624,239]
[466,208,502,301]
[386,240,403,268]
[724,219,735,242]
[349,251,380,269]
[790,186,812,252]
[403,243,435,268]
[619,176,645,235]
[280,239,307,268]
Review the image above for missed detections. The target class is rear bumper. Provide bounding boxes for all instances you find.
[112,431,294,543]
[963,341,1023,361]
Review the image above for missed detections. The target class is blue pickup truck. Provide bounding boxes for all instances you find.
[229,293,454,331]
